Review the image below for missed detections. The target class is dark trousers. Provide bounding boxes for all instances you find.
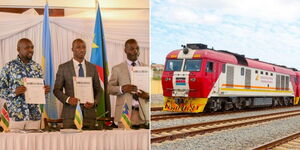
[63,106,97,129]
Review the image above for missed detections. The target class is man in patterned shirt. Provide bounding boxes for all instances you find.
[0,38,50,130]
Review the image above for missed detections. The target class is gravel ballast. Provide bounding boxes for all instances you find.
[151,106,300,129]
[152,115,300,150]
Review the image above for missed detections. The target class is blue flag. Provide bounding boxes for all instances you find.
[90,3,110,117]
[42,3,58,119]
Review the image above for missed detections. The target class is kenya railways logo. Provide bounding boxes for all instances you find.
[176,78,186,86]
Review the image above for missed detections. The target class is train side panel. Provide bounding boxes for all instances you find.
[210,64,294,98]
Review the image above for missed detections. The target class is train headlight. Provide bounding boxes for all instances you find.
[165,77,171,81]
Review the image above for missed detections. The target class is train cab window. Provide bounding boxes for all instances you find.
[183,59,202,71]
[165,59,183,71]
[222,64,226,73]
[266,72,268,75]
[261,71,263,75]
[255,70,258,74]
[241,68,244,76]
[206,61,214,72]
[271,73,273,76]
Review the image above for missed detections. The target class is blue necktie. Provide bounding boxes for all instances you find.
[79,64,84,77]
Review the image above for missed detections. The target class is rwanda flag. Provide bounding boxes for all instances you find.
[74,102,83,130]
[0,103,9,132]
[121,102,131,130]
[90,3,110,117]
[42,3,58,119]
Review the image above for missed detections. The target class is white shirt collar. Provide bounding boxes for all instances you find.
[126,59,139,66]
[72,58,86,77]
[73,58,86,66]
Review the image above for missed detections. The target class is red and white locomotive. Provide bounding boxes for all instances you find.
[162,43,300,113]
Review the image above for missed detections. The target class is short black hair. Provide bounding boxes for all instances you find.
[72,38,85,48]
[17,38,32,49]
[125,39,137,48]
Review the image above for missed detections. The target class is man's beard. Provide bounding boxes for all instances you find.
[25,56,32,61]
[128,54,138,61]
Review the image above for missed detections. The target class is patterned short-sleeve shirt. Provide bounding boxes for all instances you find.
[0,57,43,121]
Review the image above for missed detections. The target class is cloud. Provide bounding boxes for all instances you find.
[153,0,300,23]
[223,0,300,22]
[151,0,300,69]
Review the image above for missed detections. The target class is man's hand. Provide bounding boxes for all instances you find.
[68,97,79,106]
[15,86,26,96]
[84,102,94,109]
[121,84,137,93]
[44,85,50,94]
[137,90,149,100]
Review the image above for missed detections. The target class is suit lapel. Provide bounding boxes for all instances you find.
[85,61,92,77]
[68,60,76,77]
[122,61,131,83]
[124,60,145,83]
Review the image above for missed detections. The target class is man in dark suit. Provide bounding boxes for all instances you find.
[53,38,101,129]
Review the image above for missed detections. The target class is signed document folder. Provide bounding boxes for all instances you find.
[24,78,46,104]
[73,77,94,104]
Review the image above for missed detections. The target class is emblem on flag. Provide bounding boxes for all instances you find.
[121,103,131,130]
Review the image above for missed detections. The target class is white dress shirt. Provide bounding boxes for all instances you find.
[73,58,86,77]
[66,59,86,103]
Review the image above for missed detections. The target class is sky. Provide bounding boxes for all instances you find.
[151,0,300,70]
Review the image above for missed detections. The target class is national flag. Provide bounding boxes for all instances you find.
[39,104,48,128]
[0,103,10,132]
[74,102,83,130]
[121,102,131,130]
[42,3,58,121]
[176,78,186,86]
[90,3,110,117]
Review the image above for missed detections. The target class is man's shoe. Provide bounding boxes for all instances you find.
[131,125,140,130]
[111,122,118,128]
[140,124,149,129]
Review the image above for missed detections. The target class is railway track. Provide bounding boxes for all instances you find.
[151,107,163,111]
[254,131,300,150]
[151,109,300,144]
[151,106,300,121]
[151,113,196,121]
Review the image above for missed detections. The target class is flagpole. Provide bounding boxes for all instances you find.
[94,0,98,9]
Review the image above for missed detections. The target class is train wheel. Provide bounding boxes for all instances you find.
[211,99,218,112]
[278,98,284,106]
[289,98,294,105]
[208,99,221,112]
[272,98,279,106]
[283,98,289,106]
[222,99,233,111]
[234,98,245,110]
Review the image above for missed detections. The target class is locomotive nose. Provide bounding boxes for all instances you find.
[172,72,191,98]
